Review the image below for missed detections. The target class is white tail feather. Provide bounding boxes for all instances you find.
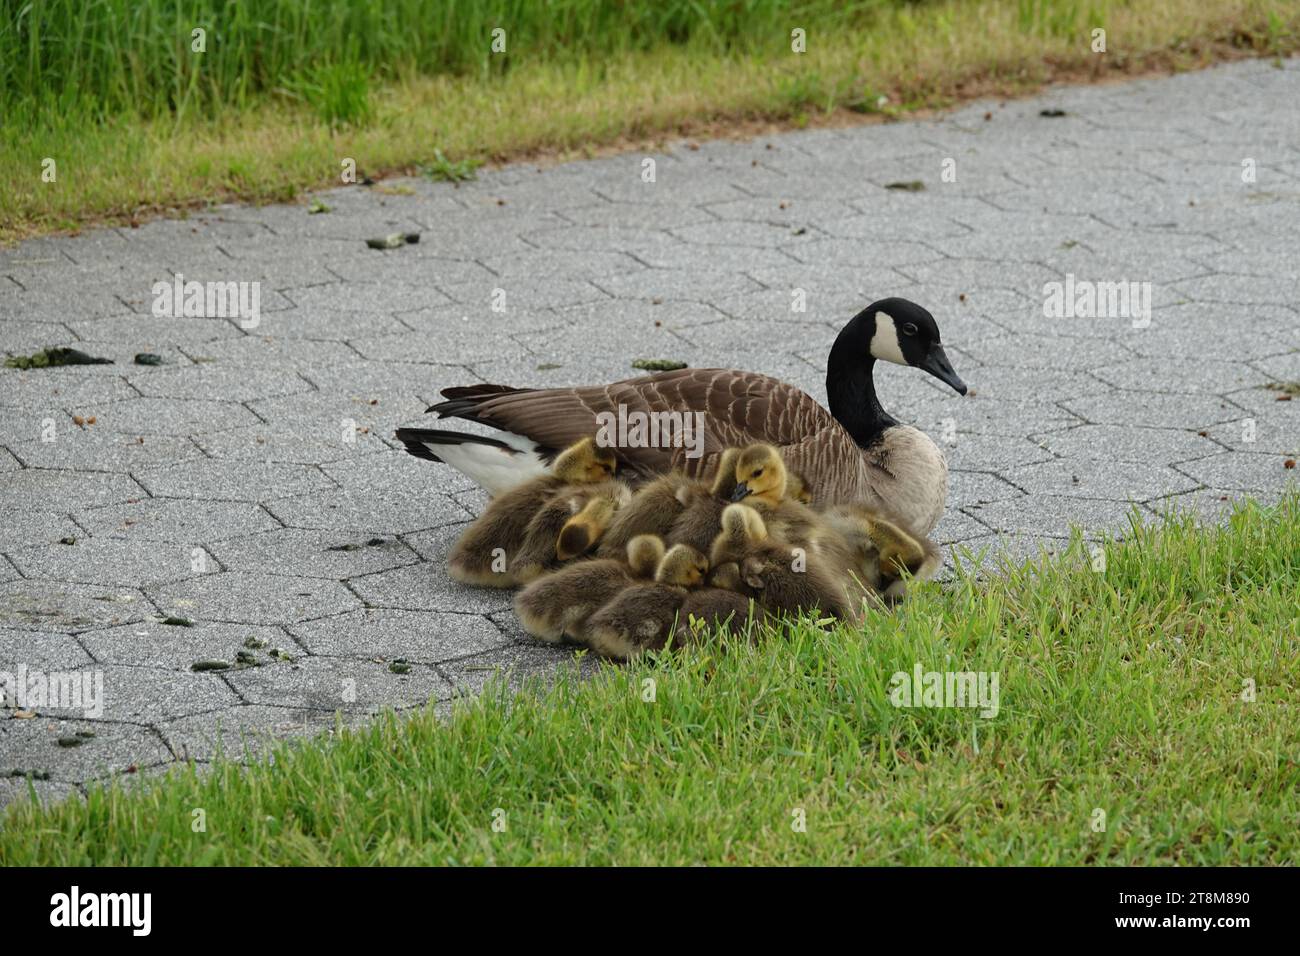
[422,431,548,496]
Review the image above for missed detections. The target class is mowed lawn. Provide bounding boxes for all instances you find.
[2,0,1298,240]
[3,496,1297,866]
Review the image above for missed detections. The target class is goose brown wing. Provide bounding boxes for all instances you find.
[430,368,860,491]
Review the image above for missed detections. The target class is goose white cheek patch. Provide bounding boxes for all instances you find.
[869,313,907,365]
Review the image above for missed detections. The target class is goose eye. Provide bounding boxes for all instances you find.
[752,468,763,478]
[902,323,918,336]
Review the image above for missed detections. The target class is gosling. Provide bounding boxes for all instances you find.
[514,534,665,643]
[710,503,860,621]
[583,543,708,661]
[448,437,617,588]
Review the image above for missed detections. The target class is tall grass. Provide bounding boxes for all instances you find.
[0,0,897,122]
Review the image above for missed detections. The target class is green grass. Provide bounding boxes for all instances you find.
[3,495,1297,865]
[2,0,1298,240]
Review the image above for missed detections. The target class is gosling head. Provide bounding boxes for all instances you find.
[552,437,618,483]
[729,444,788,506]
[555,496,619,561]
[847,298,967,396]
[655,543,708,588]
[710,503,768,566]
[626,534,667,578]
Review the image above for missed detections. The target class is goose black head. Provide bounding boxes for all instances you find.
[857,298,967,396]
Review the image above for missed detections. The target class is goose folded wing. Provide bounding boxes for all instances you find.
[433,368,844,476]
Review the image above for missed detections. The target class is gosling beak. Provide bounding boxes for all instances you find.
[918,344,968,396]
[729,483,752,502]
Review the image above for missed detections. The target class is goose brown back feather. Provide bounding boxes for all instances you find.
[433,369,870,505]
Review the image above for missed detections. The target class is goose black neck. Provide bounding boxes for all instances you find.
[826,329,898,449]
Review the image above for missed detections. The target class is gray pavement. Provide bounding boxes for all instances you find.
[2,58,1299,807]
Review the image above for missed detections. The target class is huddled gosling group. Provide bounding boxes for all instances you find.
[447,437,941,661]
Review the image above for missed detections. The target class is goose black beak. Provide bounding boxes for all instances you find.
[919,344,968,396]
[730,483,752,502]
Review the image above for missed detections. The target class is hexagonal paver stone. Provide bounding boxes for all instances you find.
[1175,452,1300,493]
[961,333,1134,371]
[75,498,281,543]
[267,487,467,535]
[65,312,243,349]
[516,317,705,361]
[0,368,137,408]
[1034,424,1220,464]
[78,621,290,670]
[1123,318,1300,363]
[8,538,214,588]
[150,571,360,625]
[1173,273,1300,307]
[178,335,360,369]
[0,629,93,670]
[931,509,990,545]
[289,608,509,663]
[965,495,1143,539]
[1,319,80,354]
[249,389,429,439]
[351,325,527,369]
[159,704,367,762]
[0,581,150,631]
[0,509,82,551]
[1204,405,1300,456]
[269,449,469,533]
[1091,357,1270,394]
[126,365,312,403]
[0,717,172,784]
[946,471,1025,509]
[594,268,760,303]
[941,432,1054,472]
[8,430,203,473]
[951,365,1097,404]
[0,468,144,510]
[224,656,452,713]
[910,395,1080,436]
[208,528,418,580]
[348,562,514,616]
[87,397,260,436]
[90,664,241,722]
[133,459,335,502]
[1003,459,1200,501]
[1254,351,1300,384]
[194,422,391,464]
[1060,391,1250,430]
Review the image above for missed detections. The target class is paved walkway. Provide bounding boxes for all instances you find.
[2,59,1298,807]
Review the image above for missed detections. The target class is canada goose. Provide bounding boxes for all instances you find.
[447,437,616,587]
[584,543,708,660]
[820,503,942,603]
[399,298,967,534]
[709,504,860,621]
[514,534,665,643]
